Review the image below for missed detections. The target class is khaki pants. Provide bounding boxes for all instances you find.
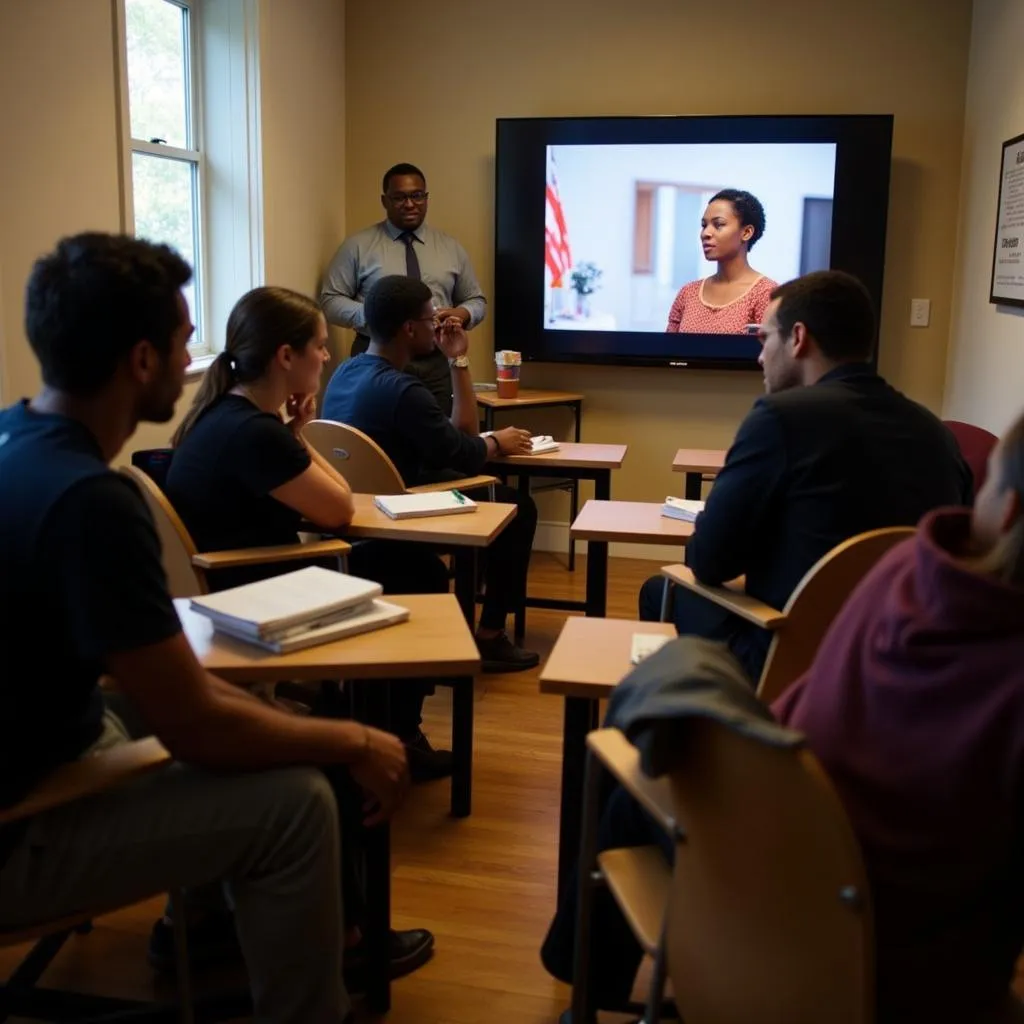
[0,711,349,1024]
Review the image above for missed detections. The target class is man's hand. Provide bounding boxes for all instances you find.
[494,426,532,455]
[436,317,469,360]
[285,393,317,434]
[349,725,410,826]
[435,306,470,327]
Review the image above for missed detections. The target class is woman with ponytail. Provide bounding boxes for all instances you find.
[163,287,437,981]
[167,285,354,569]
[167,286,452,777]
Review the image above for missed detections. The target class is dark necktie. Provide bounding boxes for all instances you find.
[400,231,421,281]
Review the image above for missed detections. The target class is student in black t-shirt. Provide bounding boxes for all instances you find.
[322,275,541,672]
[167,286,454,782]
[0,232,422,1023]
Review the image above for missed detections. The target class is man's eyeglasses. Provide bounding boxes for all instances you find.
[387,191,429,205]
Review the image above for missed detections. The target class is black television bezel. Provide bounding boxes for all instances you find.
[494,114,894,371]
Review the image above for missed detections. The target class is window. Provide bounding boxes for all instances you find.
[117,0,264,364]
[120,0,207,351]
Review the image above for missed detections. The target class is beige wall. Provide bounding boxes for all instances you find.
[944,0,1024,434]
[259,0,347,298]
[345,0,973,515]
[0,0,124,405]
[0,0,347,459]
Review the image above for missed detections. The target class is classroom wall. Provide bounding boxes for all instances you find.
[943,0,1024,434]
[0,0,347,459]
[345,0,974,528]
[0,0,124,406]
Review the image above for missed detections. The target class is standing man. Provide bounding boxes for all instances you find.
[321,163,486,415]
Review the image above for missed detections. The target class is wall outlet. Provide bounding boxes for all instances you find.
[910,298,931,327]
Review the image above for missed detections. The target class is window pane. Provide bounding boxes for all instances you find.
[132,152,200,338]
[126,0,189,148]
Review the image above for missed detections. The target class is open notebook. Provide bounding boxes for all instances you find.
[661,496,705,523]
[374,491,478,519]
[189,565,383,642]
[529,435,560,455]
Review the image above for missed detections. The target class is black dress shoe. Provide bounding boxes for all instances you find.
[476,631,540,673]
[344,928,435,990]
[405,729,454,782]
[149,915,434,985]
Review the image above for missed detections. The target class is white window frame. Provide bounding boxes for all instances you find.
[115,0,209,356]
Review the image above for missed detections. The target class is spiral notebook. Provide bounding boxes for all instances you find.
[373,491,478,519]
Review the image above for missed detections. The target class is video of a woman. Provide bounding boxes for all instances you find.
[543,142,837,334]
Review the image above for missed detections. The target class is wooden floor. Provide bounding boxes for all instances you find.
[0,552,658,1023]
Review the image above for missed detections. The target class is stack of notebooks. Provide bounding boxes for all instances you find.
[661,496,705,522]
[374,491,479,519]
[189,565,409,653]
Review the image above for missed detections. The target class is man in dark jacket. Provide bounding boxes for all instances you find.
[640,270,973,681]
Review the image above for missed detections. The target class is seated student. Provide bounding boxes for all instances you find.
[773,412,1024,1024]
[321,274,540,673]
[641,269,973,682]
[0,232,412,1024]
[543,410,1024,1024]
[165,286,452,780]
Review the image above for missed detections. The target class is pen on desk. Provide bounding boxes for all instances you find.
[452,489,466,504]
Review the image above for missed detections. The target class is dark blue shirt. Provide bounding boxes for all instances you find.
[684,364,974,673]
[0,401,181,808]
[322,353,487,486]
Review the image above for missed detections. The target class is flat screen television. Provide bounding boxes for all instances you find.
[494,114,894,371]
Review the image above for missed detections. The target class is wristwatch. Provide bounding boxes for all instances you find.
[449,355,470,369]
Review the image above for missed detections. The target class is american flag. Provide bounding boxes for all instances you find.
[545,151,572,287]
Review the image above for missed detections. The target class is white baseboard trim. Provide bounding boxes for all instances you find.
[534,520,685,563]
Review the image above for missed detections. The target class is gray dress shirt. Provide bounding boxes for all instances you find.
[320,220,487,333]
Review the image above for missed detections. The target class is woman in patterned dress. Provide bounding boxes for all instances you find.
[665,188,778,334]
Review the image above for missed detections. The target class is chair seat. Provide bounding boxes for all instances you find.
[598,845,671,956]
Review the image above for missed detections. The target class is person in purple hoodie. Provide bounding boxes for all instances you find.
[774,408,1024,1024]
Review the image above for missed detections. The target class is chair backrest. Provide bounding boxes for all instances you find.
[303,419,407,493]
[757,526,915,703]
[130,447,175,490]
[120,465,207,597]
[664,718,873,1024]
[944,419,998,493]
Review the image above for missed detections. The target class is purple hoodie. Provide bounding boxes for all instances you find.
[774,509,1024,1023]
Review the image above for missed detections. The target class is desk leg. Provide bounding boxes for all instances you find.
[451,676,474,818]
[569,401,583,573]
[357,682,392,1015]
[452,549,477,629]
[584,540,608,619]
[484,407,494,432]
[557,696,600,902]
[684,471,702,501]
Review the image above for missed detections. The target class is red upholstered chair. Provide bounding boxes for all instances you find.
[944,420,998,493]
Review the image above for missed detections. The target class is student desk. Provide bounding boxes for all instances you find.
[569,500,694,619]
[672,447,726,500]
[540,616,677,900]
[479,391,588,570]
[177,592,480,1013]
[338,493,518,628]
[488,443,628,610]
[476,388,584,439]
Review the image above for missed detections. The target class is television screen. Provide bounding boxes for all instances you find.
[495,115,893,370]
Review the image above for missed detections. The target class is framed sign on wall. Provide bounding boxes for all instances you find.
[990,132,1024,308]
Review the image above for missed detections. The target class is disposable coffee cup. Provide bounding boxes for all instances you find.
[495,351,522,398]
